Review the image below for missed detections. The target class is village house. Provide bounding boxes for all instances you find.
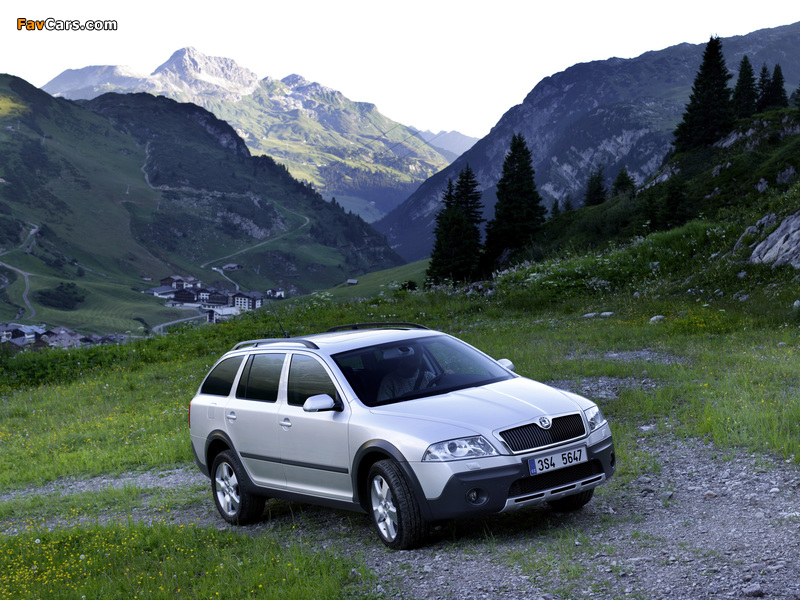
[172,288,200,304]
[0,323,95,351]
[142,274,284,315]
[232,291,265,311]
[205,306,241,324]
[160,275,203,290]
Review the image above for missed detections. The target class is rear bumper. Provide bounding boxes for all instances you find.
[419,435,615,521]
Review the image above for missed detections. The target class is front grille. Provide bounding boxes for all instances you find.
[507,460,603,498]
[499,414,585,452]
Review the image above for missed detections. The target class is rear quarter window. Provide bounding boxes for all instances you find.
[200,356,244,396]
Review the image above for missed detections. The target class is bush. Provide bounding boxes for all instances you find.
[32,282,87,310]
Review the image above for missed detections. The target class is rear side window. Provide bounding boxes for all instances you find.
[200,356,244,396]
[236,353,285,402]
[287,354,337,407]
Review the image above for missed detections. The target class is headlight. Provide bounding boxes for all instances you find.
[423,436,498,462]
[584,405,607,432]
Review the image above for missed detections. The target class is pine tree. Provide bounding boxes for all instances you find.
[756,63,772,112]
[732,55,757,119]
[452,164,484,229]
[426,169,484,284]
[767,64,789,109]
[673,36,733,152]
[656,177,689,230]
[483,134,546,269]
[426,204,476,284]
[584,165,607,206]
[611,166,636,199]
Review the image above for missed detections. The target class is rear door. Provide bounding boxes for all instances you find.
[224,352,287,490]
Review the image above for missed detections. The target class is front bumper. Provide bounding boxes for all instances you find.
[418,435,615,521]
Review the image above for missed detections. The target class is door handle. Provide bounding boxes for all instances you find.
[280,418,292,430]
[226,411,237,423]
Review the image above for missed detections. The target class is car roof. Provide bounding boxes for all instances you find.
[228,323,443,356]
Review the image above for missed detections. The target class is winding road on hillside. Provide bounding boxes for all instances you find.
[0,225,39,320]
[141,142,311,290]
[200,208,311,289]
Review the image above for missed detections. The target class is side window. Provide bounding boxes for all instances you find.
[287,354,337,407]
[200,356,244,397]
[236,353,285,402]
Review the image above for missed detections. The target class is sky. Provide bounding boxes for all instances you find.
[2,1,798,138]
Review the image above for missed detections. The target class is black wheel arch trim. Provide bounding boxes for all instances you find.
[351,439,434,520]
[203,430,241,476]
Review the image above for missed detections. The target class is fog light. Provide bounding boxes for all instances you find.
[465,488,488,505]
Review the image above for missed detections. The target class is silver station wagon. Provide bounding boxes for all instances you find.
[189,323,616,549]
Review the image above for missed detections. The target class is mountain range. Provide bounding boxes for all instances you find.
[42,48,478,223]
[42,24,800,263]
[375,21,800,260]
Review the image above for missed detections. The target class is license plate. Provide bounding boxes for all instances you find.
[528,447,586,475]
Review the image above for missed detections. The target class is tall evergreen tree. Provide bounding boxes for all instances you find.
[732,55,757,119]
[483,134,546,269]
[452,164,484,229]
[767,64,789,109]
[756,63,772,112]
[584,165,607,206]
[673,36,733,152]
[656,177,689,230]
[426,168,484,284]
[611,165,636,199]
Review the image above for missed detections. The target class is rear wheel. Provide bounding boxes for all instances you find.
[211,450,265,525]
[548,489,594,512]
[368,460,427,549]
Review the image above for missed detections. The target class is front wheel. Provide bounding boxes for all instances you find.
[211,450,266,525]
[368,460,427,549]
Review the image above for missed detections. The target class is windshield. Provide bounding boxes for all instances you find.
[332,334,514,407]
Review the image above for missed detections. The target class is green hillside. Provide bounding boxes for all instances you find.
[0,75,402,333]
[532,109,800,258]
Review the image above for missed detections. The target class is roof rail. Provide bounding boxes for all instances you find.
[327,322,429,332]
[232,338,319,350]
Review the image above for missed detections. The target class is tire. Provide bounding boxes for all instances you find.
[211,450,266,525]
[548,489,594,512]
[368,459,427,550]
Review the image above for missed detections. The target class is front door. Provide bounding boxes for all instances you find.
[278,353,352,500]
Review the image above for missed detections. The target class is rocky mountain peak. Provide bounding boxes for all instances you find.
[152,47,259,96]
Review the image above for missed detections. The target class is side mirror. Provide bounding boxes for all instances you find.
[497,358,515,372]
[303,394,338,412]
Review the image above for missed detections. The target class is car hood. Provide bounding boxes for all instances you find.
[369,377,588,434]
